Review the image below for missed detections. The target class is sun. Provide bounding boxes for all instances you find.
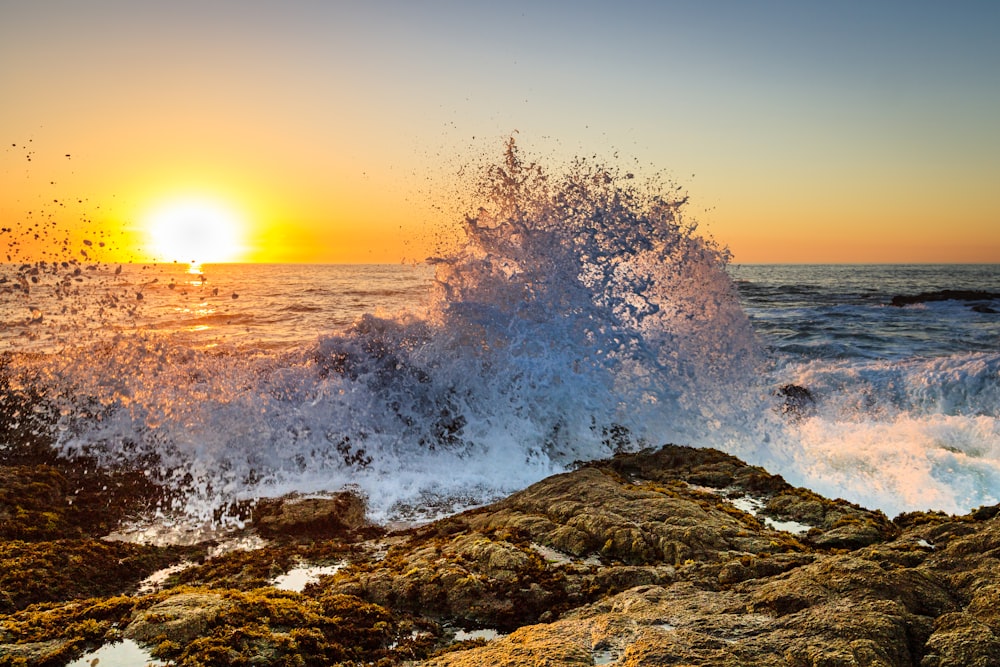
[144,197,247,264]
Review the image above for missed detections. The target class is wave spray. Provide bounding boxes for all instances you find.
[25,139,765,525]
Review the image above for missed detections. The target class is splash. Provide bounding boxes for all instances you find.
[770,352,1000,516]
[9,139,766,525]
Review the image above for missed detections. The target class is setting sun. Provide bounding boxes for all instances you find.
[143,198,247,263]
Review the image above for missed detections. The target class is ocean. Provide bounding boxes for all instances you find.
[2,153,998,536]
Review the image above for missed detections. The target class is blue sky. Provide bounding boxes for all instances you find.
[2,0,998,261]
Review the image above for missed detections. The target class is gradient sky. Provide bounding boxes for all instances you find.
[2,0,998,263]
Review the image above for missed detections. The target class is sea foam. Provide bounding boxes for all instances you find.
[6,140,998,530]
[22,139,766,525]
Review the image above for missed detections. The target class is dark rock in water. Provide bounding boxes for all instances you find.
[776,383,816,419]
[971,304,998,314]
[890,289,1000,308]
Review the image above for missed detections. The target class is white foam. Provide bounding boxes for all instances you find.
[14,145,998,538]
[35,144,760,531]
[453,628,502,642]
[729,495,811,535]
[136,561,195,595]
[530,542,601,566]
[773,411,1000,517]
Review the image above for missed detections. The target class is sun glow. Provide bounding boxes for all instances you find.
[144,198,247,264]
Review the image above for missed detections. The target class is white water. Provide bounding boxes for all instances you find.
[3,143,998,531]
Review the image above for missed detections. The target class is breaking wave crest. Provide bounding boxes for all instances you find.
[11,139,766,524]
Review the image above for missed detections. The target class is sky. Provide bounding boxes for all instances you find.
[1,0,998,264]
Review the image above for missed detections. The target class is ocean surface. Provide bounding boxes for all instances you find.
[2,153,998,534]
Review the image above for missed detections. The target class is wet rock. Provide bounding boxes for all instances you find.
[464,464,803,567]
[776,383,816,419]
[329,530,560,629]
[0,457,167,541]
[9,443,1000,665]
[430,579,934,666]
[0,595,140,664]
[171,540,351,591]
[889,289,1000,307]
[747,552,956,618]
[322,446,908,637]
[253,491,379,540]
[0,639,75,664]
[807,519,888,549]
[423,621,595,666]
[125,591,233,645]
[0,538,191,612]
[922,611,1000,666]
[0,465,75,540]
[119,588,400,665]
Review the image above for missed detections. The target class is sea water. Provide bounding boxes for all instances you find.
[2,144,998,528]
[731,263,1000,515]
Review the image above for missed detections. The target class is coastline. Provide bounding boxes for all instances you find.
[2,441,997,666]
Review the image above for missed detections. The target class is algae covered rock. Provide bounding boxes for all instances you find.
[921,612,1000,667]
[9,443,1000,666]
[423,621,595,666]
[328,529,563,629]
[0,466,75,541]
[253,491,378,541]
[463,461,807,568]
[0,639,75,665]
[0,539,190,612]
[125,591,233,645]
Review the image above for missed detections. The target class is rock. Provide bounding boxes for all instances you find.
[464,463,801,567]
[889,290,1000,308]
[125,592,234,645]
[0,457,166,541]
[776,384,816,419]
[253,491,378,540]
[747,552,956,618]
[423,622,595,666]
[922,611,1000,667]
[0,538,192,612]
[807,520,887,549]
[10,443,1000,666]
[0,639,75,663]
[599,446,898,548]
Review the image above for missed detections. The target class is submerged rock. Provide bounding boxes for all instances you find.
[776,383,817,419]
[890,289,1000,308]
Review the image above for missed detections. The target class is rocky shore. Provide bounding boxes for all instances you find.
[3,438,1000,666]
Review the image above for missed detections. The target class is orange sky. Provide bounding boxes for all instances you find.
[2,2,998,264]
